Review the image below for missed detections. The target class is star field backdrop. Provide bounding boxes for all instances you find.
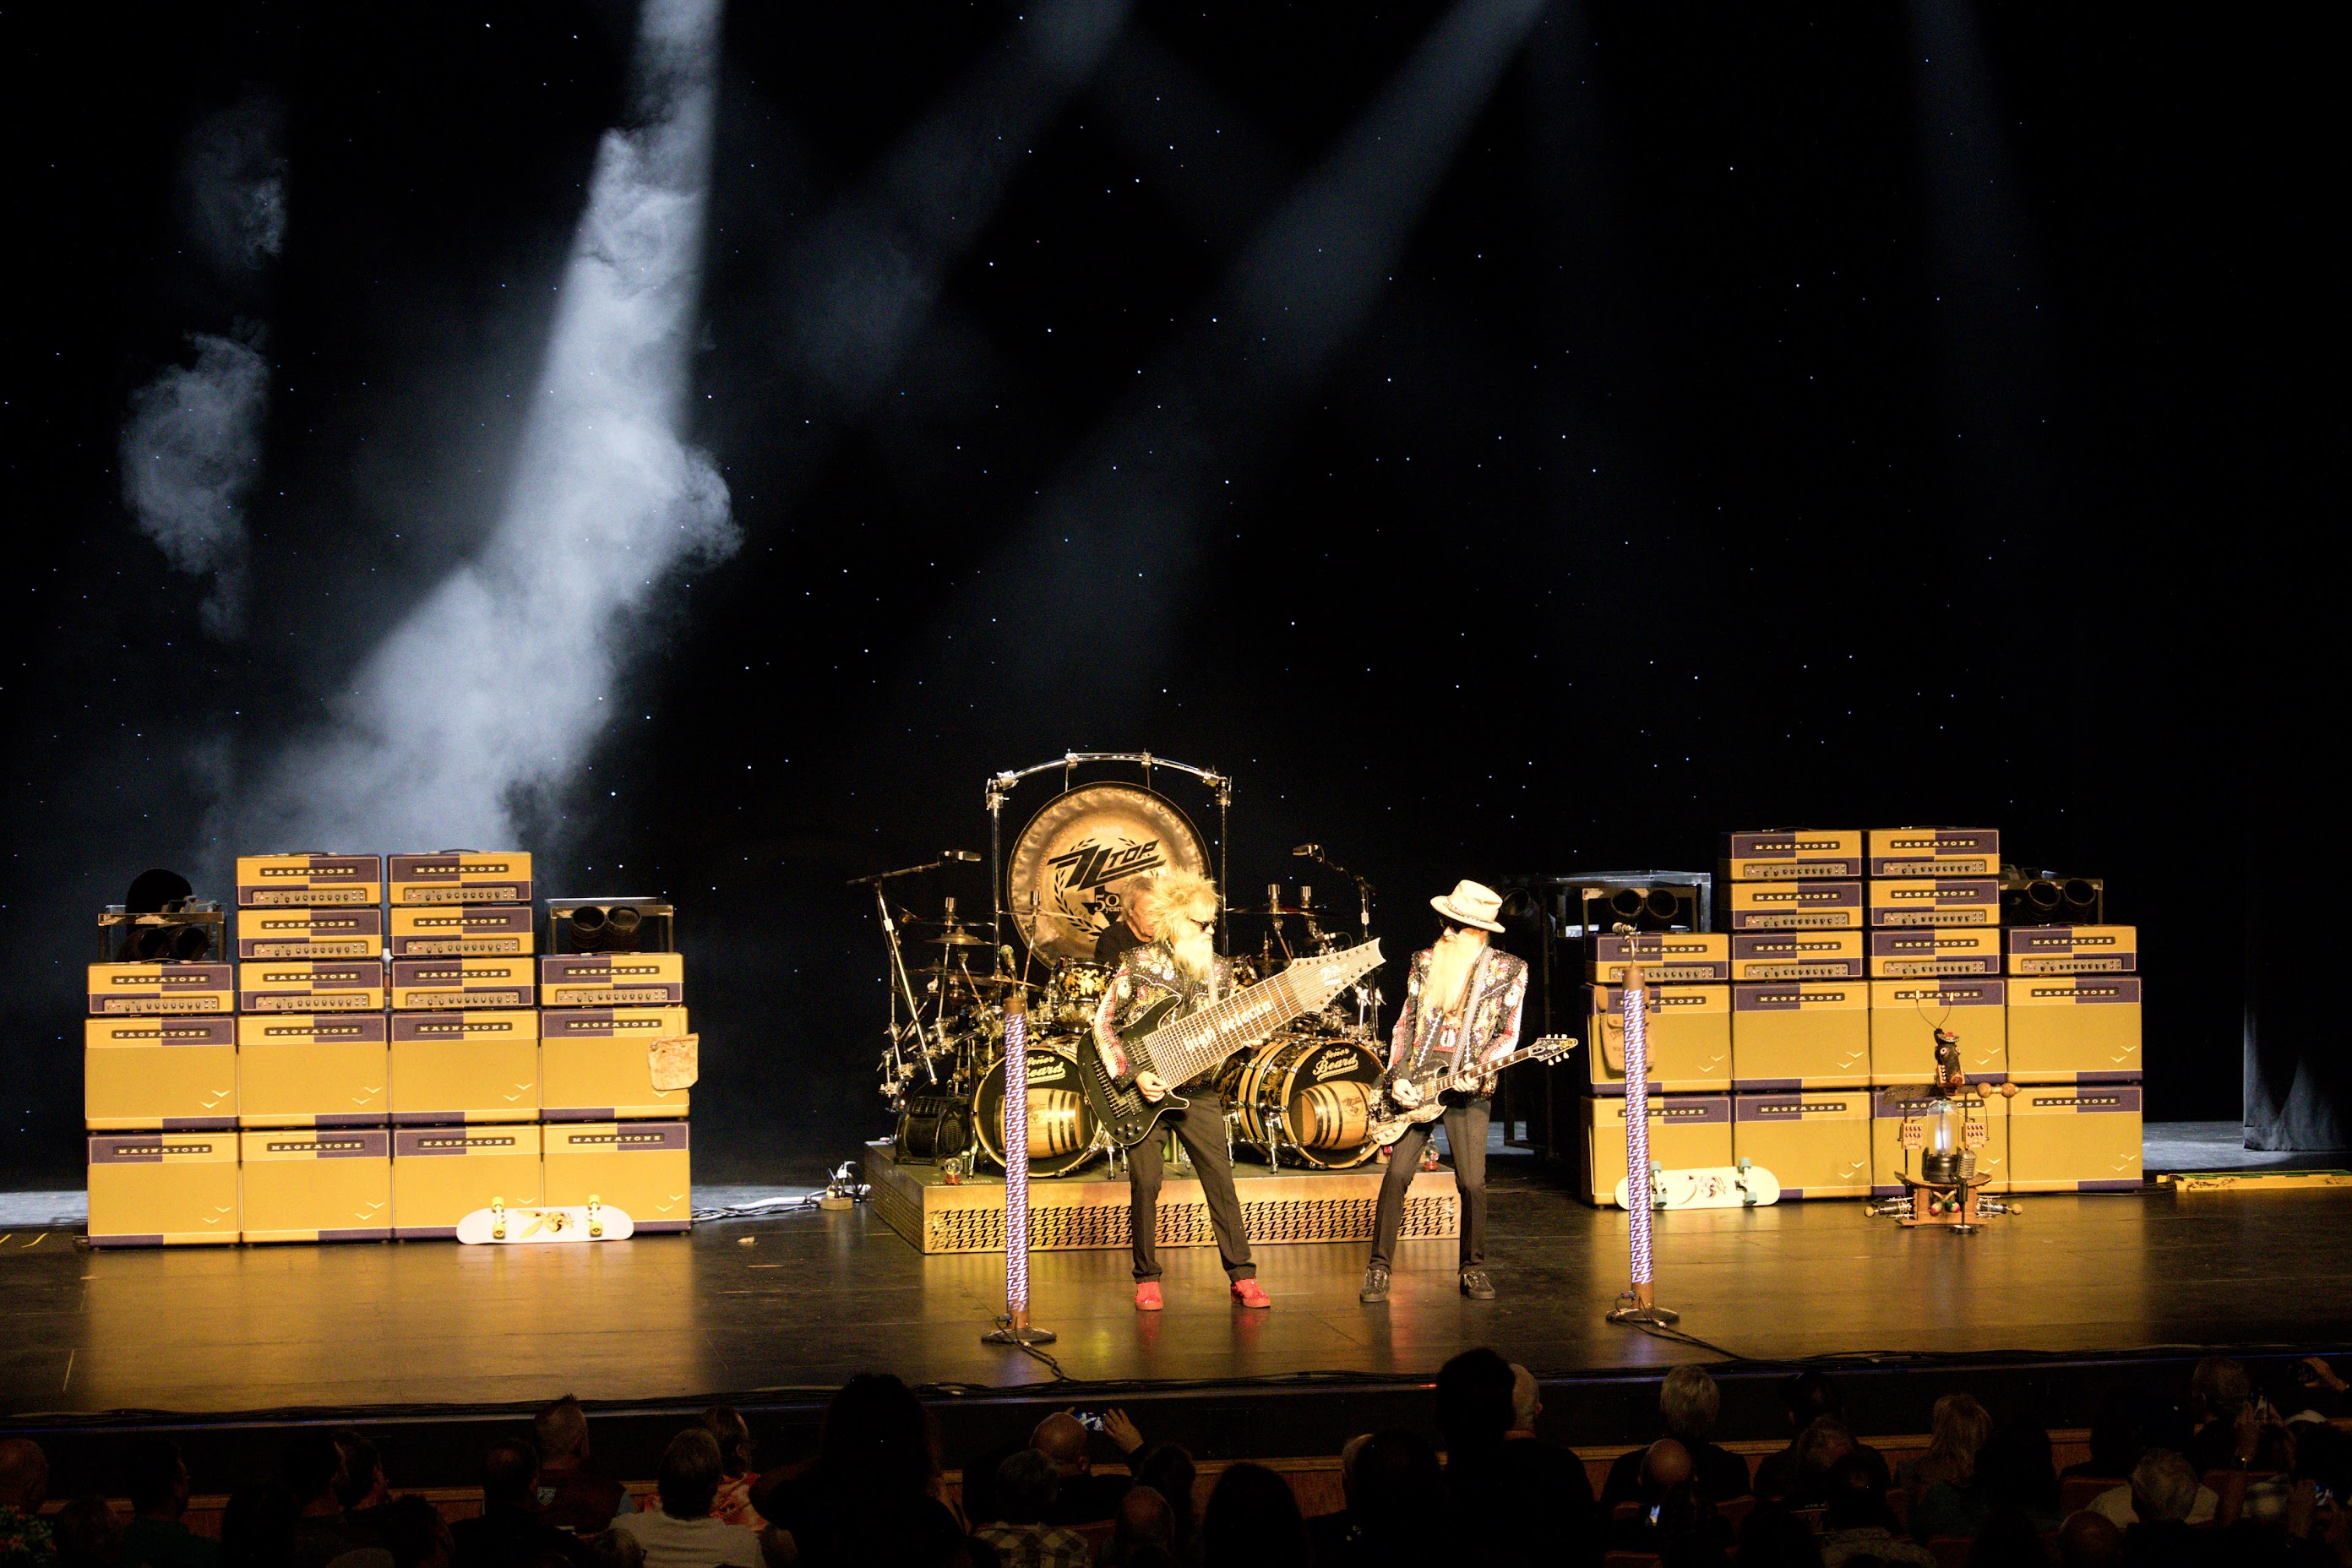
[0,3,2328,1182]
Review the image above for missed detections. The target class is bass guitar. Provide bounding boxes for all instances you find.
[1366,1034,1577,1147]
[1081,940,1386,1148]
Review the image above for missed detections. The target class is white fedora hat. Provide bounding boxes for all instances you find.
[1430,879,1505,934]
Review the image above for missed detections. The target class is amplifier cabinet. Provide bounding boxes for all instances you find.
[391,1125,543,1239]
[84,1016,236,1130]
[1590,933,1731,985]
[388,1010,540,1124]
[1865,828,2001,879]
[1720,830,1865,881]
[1870,978,2007,1083]
[1730,982,1870,1090]
[1868,879,1999,928]
[1573,1094,1732,1207]
[2006,977,2143,1083]
[388,852,533,906]
[237,1128,392,1243]
[236,907,383,961]
[542,1120,692,1233]
[1733,1090,1873,1199]
[235,854,383,907]
[540,1006,692,1121]
[88,961,233,1015]
[389,905,535,957]
[237,959,386,1013]
[87,1132,238,1247]
[236,1013,389,1129]
[1729,931,1865,982]
[1583,985,1730,1096]
[540,953,685,1009]
[2006,925,2138,975]
[1723,881,1864,930]
[1870,1088,2007,1195]
[389,956,535,1010]
[2007,1083,2143,1192]
[1869,928,2002,978]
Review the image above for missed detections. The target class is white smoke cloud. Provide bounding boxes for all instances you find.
[181,94,286,275]
[240,0,732,852]
[119,332,268,636]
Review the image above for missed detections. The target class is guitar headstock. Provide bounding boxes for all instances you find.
[1527,1035,1576,1065]
[1286,939,1384,1010]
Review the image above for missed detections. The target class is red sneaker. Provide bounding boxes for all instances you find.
[1134,1281,1163,1311]
[1230,1279,1271,1309]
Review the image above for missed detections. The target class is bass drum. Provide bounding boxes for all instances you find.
[1232,1034,1384,1168]
[894,1095,972,1164]
[971,1044,1103,1177]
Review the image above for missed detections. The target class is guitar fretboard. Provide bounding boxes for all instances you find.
[1143,944,1380,1084]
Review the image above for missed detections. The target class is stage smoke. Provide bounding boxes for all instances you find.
[242,0,732,850]
[120,332,268,637]
[179,93,287,277]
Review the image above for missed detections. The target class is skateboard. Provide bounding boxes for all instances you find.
[457,1196,634,1244]
[1613,1161,1780,1211]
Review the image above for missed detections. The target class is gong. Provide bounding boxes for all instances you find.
[1004,782,1210,965]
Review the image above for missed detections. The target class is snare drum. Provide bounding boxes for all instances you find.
[1231,1034,1383,1168]
[970,1043,1103,1177]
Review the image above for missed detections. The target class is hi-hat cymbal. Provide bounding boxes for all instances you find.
[929,929,994,947]
[1227,902,1327,917]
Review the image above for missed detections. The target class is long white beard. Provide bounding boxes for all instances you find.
[1426,937,1480,1020]
[1171,927,1217,991]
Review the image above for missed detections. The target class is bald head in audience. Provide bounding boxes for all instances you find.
[1641,1439,1693,1497]
[2059,1509,2124,1566]
[1031,1413,1092,1476]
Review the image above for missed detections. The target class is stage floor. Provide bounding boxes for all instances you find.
[6,1146,2352,1426]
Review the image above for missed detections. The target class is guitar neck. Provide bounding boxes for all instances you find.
[1150,967,1315,1084]
[1414,1036,1569,1085]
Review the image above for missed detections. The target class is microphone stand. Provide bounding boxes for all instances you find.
[1297,845,1378,1032]
[849,854,980,1092]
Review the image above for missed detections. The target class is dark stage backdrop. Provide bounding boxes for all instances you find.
[0,4,2328,1183]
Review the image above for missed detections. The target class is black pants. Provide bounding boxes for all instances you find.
[1370,1092,1489,1271]
[1125,1088,1256,1282]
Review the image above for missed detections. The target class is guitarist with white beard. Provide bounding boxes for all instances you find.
[1092,871,1271,1313]
[1361,880,1527,1304]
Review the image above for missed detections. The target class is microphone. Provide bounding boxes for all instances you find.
[944,850,981,863]
[1293,844,1320,858]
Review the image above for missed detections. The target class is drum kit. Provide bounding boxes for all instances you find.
[854,755,1389,1179]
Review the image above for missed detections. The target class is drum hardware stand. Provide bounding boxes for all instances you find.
[983,994,1056,1347]
[1604,950,1680,1327]
[850,853,977,1095]
[1295,844,1379,1032]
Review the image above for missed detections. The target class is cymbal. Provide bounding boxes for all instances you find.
[1227,903,1328,917]
[929,930,994,947]
[915,965,1037,990]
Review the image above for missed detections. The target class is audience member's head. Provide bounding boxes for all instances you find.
[217,1484,299,1568]
[815,1373,937,1497]
[375,1495,453,1568]
[1200,1462,1306,1568]
[2056,1509,2124,1567]
[125,1437,191,1521]
[1435,1348,1516,1453]
[0,1437,48,1512]
[280,1432,346,1511]
[1337,1434,1373,1506]
[1130,1444,1197,1549]
[656,1429,724,1522]
[1641,1439,1695,1502]
[333,1431,386,1512]
[1030,1413,1092,1477]
[1788,1416,1855,1503]
[53,1496,124,1568]
[1108,1484,1174,1563]
[1919,1393,1993,1486]
[1346,1430,1443,1540]
[989,1449,1057,1527]
[2187,1357,2250,1425]
[1781,1371,1843,1434]
[1978,1419,2058,1516]
[699,1407,753,1479]
[2127,1450,2198,1525]
[482,1439,540,1513]
[1509,1364,1542,1435]
[1660,1365,1722,1444]
[573,1530,645,1568]
[1736,1505,1825,1568]
[535,1396,591,1467]
[1968,1505,2056,1567]
[1822,1454,1893,1533]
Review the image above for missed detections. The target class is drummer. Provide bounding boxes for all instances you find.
[1093,875,1159,966]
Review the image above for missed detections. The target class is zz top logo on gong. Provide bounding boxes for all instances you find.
[1050,839,1166,894]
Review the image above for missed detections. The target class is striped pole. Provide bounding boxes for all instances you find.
[1607,957,1678,1326]
[983,994,1055,1344]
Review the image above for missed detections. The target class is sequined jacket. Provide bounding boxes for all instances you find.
[1386,945,1528,1097]
[1092,939,1233,1090]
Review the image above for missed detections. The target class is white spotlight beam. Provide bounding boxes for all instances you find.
[241,0,732,852]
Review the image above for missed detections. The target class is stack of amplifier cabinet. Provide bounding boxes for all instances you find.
[1570,827,2142,1204]
[83,853,693,1246]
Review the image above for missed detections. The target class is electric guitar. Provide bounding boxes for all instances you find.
[1367,1034,1577,1147]
[1081,940,1386,1148]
